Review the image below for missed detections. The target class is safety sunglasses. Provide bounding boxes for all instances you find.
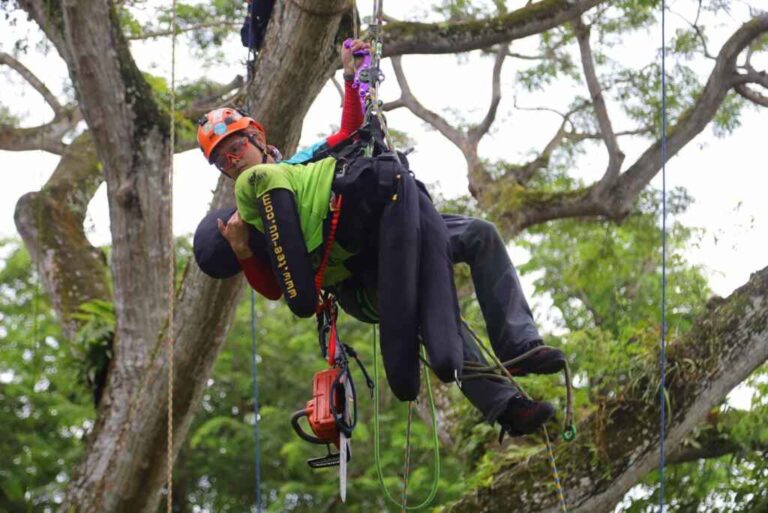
[213,136,251,173]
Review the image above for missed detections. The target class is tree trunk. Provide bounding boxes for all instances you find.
[448,266,768,513]
[7,0,353,511]
[8,1,766,511]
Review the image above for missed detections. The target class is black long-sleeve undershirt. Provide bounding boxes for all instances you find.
[256,189,316,317]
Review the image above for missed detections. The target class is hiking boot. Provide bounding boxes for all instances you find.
[496,395,555,439]
[504,343,565,377]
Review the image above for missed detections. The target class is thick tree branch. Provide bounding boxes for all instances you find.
[0,51,81,154]
[573,18,624,184]
[735,82,768,107]
[732,65,768,107]
[383,0,607,56]
[479,14,768,237]
[390,55,496,195]
[183,75,245,119]
[26,0,355,511]
[616,14,768,203]
[449,266,768,513]
[667,411,768,465]
[16,0,71,64]
[0,108,80,154]
[243,0,349,153]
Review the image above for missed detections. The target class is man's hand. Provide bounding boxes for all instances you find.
[341,38,371,76]
[217,211,253,259]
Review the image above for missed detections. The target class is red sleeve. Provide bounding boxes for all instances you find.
[326,78,364,148]
[239,255,282,300]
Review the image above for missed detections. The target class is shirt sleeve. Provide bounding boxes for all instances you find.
[326,78,364,148]
[256,189,317,317]
[235,164,292,231]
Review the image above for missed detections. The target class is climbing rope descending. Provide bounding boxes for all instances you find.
[250,290,263,512]
[659,1,669,511]
[402,402,414,510]
[166,0,178,511]
[462,322,572,512]
[543,425,567,512]
[372,325,441,511]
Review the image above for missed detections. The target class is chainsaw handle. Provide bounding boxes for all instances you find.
[290,409,326,445]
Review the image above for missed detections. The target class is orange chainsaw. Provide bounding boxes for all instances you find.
[290,304,373,470]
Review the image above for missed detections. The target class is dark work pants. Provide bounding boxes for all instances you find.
[443,215,542,422]
[336,214,541,422]
[443,215,541,358]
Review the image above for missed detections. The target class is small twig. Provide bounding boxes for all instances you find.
[573,17,624,185]
[0,51,63,113]
[390,55,467,149]
[184,75,244,117]
[127,21,240,41]
[469,43,507,143]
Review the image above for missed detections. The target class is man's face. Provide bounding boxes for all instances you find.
[213,133,265,179]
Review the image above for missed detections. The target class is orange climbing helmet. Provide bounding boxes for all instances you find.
[197,107,266,162]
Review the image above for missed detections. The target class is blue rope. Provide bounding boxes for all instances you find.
[659,1,668,511]
[250,290,263,512]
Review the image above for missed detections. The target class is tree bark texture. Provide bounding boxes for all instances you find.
[448,267,768,513]
[8,0,353,511]
[14,133,110,339]
[5,1,766,512]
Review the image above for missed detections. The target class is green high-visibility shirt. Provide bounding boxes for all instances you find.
[234,157,354,285]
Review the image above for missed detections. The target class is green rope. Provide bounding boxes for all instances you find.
[372,325,440,510]
[402,402,414,510]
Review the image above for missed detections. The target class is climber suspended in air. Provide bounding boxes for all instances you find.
[192,38,567,442]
